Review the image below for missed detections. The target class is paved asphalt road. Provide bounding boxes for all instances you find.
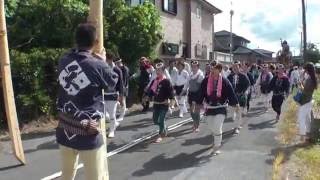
[0,97,279,180]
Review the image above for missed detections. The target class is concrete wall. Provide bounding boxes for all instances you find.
[155,0,189,59]
[190,0,213,59]
[155,0,214,61]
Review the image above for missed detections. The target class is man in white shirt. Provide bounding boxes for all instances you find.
[173,61,189,118]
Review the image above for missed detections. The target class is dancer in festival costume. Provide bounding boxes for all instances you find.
[222,65,231,78]
[205,63,211,77]
[269,64,290,121]
[137,57,153,112]
[289,66,300,93]
[296,63,318,144]
[166,60,178,115]
[188,60,205,132]
[255,64,273,110]
[199,63,239,156]
[172,61,190,118]
[228,61,250,135]
[104,53,124,138]
[242,63,255,114]
[149,63,175,143]
[114,58,130,121]
[56,24,118,180]
[166,59,178,83]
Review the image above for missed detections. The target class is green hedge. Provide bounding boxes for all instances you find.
[9,48,66,122]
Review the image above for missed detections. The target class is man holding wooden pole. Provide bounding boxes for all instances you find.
[0,0,26,164]
[56,23,117,180]
[55,1,115,179]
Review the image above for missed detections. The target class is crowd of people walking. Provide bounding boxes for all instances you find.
[54,23,318,180]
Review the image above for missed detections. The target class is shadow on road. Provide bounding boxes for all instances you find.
[248,119,277,130]
[0,164,24,171]
[24,139,58,154]
[131,147,211,177]
[117,118,153,132]
[180,129,236,147]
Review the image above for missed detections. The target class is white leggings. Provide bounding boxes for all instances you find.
[106,100,118,132]
[178,96,187,113]
[298,101,313,136]
[206,114,226,147]
[232,107,243,128]
[117,97,127,121]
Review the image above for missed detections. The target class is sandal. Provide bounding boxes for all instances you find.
[155,137,163,143]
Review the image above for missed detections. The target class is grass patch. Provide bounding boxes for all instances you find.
[272,151,285,180]
[294,145,320,180]
[278,95,299,145]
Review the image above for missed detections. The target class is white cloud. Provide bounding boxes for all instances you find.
[209,0,320,56]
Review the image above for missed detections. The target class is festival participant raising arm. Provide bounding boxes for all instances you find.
[56,23,118,180]
[199,63,239,156]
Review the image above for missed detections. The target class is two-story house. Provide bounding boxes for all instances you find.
[214,30,250,53]
[126,0,222,61]
[214,30,273,64]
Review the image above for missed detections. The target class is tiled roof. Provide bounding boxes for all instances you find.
[254,49,274,54]
[233,46,271,58]
[215,30,250,43]
[198,0,222,14]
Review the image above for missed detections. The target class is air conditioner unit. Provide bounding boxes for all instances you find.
[162,43,179,56]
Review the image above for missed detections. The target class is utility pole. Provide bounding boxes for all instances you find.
[230,8,234,62]
[0,0,25,164]
[301,0,307,62]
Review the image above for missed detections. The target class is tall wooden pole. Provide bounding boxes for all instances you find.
[88,0,104,54]
[0,0,25,164]
[302,0,307,62]
[88,1,109,179]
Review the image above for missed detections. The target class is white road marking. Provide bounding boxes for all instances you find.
[41,117,195,180]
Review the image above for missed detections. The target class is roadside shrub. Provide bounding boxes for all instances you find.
[10,48,66,122]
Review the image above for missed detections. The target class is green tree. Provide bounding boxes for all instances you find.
[104,0,162,68]
[6,0,88,50]
[306,43,320,64]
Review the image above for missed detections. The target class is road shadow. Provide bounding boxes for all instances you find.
[168,127,193,138]
[131,147,211,177]
[117,118,153,132]
[1,131,56,142]
[24,139,58,154]
[0,164,24,172]
[248,119,277,130]
[181,129,236,147]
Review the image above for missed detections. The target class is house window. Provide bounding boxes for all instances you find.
[196,6,201,18]
[163,0,177,15]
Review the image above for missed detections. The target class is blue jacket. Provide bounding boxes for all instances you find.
[56,49,118,150]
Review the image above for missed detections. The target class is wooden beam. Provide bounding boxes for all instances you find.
[0,0,26,164]
[88,0,104,54]
[88,0,109,177]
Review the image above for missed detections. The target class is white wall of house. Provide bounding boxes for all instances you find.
[155,0,188,59]
[214,51,233,64]
[154,0,215,60]
[190,0,213,60]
